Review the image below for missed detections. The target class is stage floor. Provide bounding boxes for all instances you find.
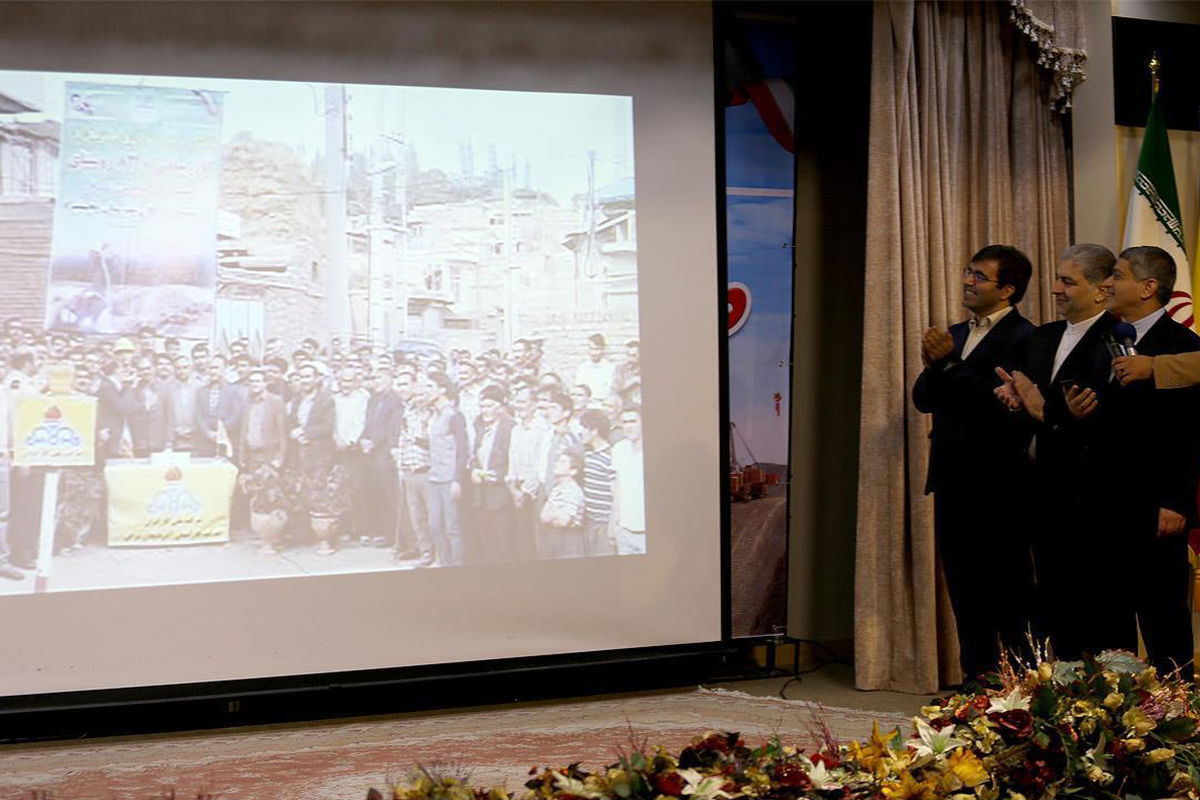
[0,664,921,800]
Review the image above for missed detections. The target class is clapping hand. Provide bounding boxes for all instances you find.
[995,368,1044,421]
[993,367,1022,411]
[921,327,954,367]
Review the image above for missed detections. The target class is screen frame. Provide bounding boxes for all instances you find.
[0,1,739,734]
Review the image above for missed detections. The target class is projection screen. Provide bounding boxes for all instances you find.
[0,1,720,698]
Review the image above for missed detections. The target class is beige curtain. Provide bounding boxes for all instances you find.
[855,0,1082,693]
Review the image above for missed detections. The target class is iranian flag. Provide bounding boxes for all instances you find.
[1124,92,1193,328]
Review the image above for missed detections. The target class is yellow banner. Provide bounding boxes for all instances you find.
[105,459,237,546]
[13,396,97,467]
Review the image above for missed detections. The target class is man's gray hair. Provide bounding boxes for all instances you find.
[1119,245,1176,307]
[1059,243,1116,286]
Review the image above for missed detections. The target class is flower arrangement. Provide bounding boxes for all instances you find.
[371,650,1200,800]
[304,463,353,518]
[238,463,302,516]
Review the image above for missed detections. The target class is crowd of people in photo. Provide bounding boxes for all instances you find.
[0,320,647,581]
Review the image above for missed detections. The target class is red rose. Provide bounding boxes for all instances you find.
[774,764,812,789]
[997,709,1034,740]
[970,695,991,711]
[654,772,686,796]
[811,752,841,769]
[700,733,732,753]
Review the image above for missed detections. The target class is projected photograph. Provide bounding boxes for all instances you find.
[0,70,643,596]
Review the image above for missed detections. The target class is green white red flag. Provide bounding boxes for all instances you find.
[1124,91,1193,328]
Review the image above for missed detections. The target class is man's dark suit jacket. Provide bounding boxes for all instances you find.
[913,308,1035,494]
[126,381,170,455]
[363,390,404,467]
[1095,313,1200,524]
[1021,312,1118,476]
[95,377,134,459]
[193,382,244,457]
[469,414,515,511]
[286,388,336,465]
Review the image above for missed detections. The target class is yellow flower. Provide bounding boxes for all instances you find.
[1122,708,1155,736]
[882,771,940,800]
[946,750,989,788]
[1136,667,1161,690]
[967,719,1000,754]
[922,705,945,719]
[748,771,772,792]
[1037,663,1053,682]
[1124,738,1146,752]
[850,722,899,779]
[1103,692,1124,709]
[1146,748,1176,764]
[1085,766,1113,786]
[1079,718,1096,736]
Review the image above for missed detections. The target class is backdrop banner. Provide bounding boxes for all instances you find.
[44,81,224,339]
[723,13,796,638]
[104,459,237,546]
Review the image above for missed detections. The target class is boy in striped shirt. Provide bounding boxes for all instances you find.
[578,409,616,555]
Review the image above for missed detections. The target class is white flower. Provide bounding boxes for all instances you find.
[677,768,733,800]
[552,773,607,799]
[987,688,1031,714]
[908,718,967,758]
[807,760,841,791]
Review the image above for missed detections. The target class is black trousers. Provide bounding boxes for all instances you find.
[934,484,1035,681]
[9,468,45,566]
[1125,503,1193,680]
[1027,461,1131,661]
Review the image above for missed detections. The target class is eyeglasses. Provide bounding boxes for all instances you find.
[962,267,1001,284]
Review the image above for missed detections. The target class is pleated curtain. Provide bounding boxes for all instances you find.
[855,0,1084,693]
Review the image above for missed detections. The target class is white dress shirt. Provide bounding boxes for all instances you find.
[1051,311,1105,381]
[1130,307,1166,344]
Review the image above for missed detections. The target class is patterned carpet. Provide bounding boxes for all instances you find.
[0,688,913,800]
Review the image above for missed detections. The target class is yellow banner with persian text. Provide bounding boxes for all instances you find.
[105,460,237,546]
[13,395,96,467]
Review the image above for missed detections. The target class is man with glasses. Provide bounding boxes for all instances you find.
[913,244,1035,683]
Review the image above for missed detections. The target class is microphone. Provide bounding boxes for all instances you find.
[1114,321,1138,356]
[1103,331,1124,359]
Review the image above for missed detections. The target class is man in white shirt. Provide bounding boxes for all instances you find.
[995,243,1118,660]
[574,333,615,409]
[333,366,370,540]
[505,381,547,560]
[610,405,645,555]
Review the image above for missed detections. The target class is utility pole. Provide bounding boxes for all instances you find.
[324,84,350,346]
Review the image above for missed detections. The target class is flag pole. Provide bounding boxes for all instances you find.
[1150,51,1160,99]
